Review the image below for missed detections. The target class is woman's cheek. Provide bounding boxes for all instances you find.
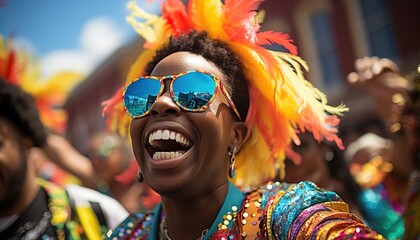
[130,120,146,154]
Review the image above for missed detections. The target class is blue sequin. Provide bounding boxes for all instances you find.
[268,181,341,240]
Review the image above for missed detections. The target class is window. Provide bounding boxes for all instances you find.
[359,0,397,60]
[310,10,341,88]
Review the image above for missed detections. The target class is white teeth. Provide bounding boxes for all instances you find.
[148,129,192,147]
[155,130,162,139]
[152,151,183,160]
[162,130,170,140]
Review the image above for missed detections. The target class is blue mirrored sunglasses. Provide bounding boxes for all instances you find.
[122,70,242,120]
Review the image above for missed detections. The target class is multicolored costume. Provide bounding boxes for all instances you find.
[103,0,383,239]
[0,179,128,240]
[107,181,382,239]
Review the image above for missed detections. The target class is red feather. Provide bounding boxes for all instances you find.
[1,50,21,84]
[6,51,17,83]
[102,88,123,118]
[223,0,263,42]
[257,31,298,55]
[162,0,192,35]
[223,0,264,23]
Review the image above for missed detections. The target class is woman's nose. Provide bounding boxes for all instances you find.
[149,80,181,117]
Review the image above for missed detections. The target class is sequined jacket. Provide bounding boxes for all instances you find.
[106,181,384,239]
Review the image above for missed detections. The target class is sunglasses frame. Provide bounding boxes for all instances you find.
[122,70,242,120]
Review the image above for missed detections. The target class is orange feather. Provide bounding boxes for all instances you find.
[223,0,263,24]
[162,0,192,35]
[257,31,298,55]
[223,0,264,42]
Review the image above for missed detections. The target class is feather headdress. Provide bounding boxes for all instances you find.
[0,36,84,133]
[103,0,348,188]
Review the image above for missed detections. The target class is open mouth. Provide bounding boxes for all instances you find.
[147,129,193,160]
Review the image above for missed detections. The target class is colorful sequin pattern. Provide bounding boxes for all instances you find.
[36,178,108,240]
[106,181,384,239]
[106,213,153,240]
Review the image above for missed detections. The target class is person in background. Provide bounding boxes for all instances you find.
[103,0,383,238]
[344,133,394,190]
[283,132,363,218]
[0,35,84,187]
[347,56,419,239]
[0,77,128,239]
[44,132,161,213]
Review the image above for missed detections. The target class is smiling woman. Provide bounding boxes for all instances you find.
[103,0,384,239]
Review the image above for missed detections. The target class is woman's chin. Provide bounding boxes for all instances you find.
[142,147,196,194]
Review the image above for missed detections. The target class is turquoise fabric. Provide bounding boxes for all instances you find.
[359,188,404,239]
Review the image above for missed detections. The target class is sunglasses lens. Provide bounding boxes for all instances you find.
[124,78,161,117]
[173,72,216,110]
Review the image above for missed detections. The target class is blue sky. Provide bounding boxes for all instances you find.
[0,0,160,77]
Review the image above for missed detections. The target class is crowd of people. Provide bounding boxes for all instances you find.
[1,0,419,239]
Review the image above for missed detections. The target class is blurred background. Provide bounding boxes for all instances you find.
[1,0,419,154]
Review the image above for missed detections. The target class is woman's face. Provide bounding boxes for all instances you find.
[130,51,238,197]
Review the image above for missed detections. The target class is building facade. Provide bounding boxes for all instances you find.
[65,0,419,152]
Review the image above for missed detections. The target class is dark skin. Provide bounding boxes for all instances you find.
[129,51,247,239]
[0,117,39,217]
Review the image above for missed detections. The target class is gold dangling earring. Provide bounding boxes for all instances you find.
[229,147,237,178]
[136,171,143,183]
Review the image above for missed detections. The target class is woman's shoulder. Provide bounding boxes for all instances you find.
[239,181,347,239]
[105,211,156,239]
[246,181,343,206]
[241,181,383,239]
[243,181,346,227]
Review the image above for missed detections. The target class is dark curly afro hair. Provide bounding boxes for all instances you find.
[145,31,250,121]
[0,77,47,147]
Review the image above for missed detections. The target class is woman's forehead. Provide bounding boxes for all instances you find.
[150,51,225,80]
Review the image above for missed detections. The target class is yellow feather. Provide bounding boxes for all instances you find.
[127,1,170,48]
[189,0,225,39]
[126,48,161,83]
